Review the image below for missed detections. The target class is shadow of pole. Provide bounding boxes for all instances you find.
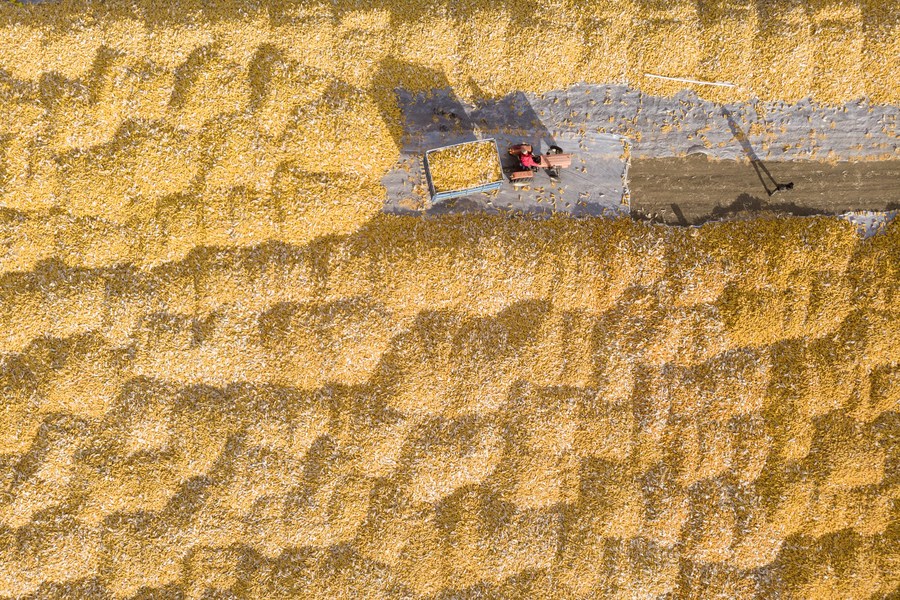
[722,107,793,198]
[670,203,688,226]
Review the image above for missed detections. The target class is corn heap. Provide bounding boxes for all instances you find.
[426,141,502,193]
[0,0,898,598]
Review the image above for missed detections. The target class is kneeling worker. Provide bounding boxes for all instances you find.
[519,148,542,170]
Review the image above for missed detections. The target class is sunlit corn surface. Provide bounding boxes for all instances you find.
[0,0,899,598]
[427,141,501,193]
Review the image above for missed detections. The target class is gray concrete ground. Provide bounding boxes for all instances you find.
[538,84,897,162]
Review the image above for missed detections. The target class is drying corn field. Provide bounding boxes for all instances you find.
[1,0,899,598]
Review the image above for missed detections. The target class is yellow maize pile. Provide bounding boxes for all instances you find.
[0,211,897,598]
[427,140,502,193]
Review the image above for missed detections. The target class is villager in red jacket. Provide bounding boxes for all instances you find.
[519,149,540,169]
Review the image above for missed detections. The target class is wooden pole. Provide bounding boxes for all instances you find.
[644,73,736,88]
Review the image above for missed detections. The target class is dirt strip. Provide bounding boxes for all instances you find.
[628,155,900,225]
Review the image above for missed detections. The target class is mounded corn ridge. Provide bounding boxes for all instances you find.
[0,215,898,599]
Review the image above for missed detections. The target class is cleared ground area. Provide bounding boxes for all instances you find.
[630,156,900,224]
[380,85,897,218]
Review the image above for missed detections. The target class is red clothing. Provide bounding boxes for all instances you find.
[520,152,539,168]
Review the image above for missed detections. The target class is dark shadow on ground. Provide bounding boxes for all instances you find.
[633,193,830,225]
[423,196,494,216]
[421,196,557,218]
[372,58,476,153]
[670,203,688,226]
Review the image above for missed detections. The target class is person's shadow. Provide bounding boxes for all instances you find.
[722,107,794,198]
